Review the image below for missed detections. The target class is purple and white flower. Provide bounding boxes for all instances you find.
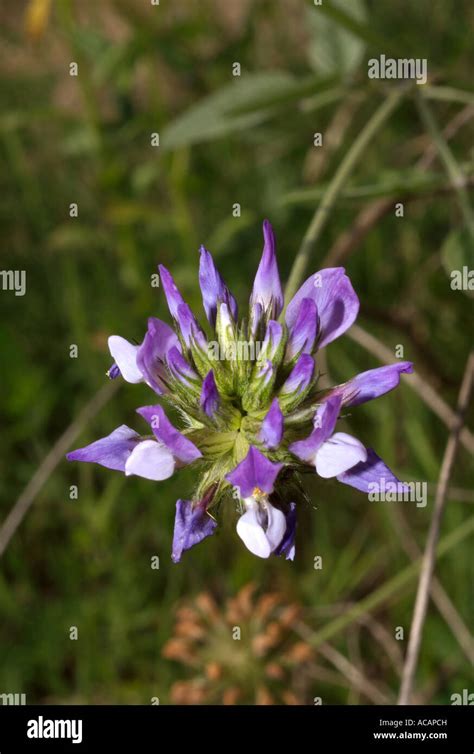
[67,220,413,562]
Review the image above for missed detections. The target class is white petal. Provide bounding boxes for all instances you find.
[264,501,286,551]
[236,506,272,558]
[125,440,175,481]
[108,335,143,383]
[315,432,367,478]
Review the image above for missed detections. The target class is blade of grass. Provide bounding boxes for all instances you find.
[398,351,474,704]
[283,85,408,304]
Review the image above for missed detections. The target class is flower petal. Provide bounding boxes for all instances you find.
[260,320,284,362]
[172,498,217,563]
[66,425,140,471]
[289,395,342,462]
[280,353,315,396]
[285,267,359,349]
[337,448,406,493]
[136,317,180,394]
[226,446,283,498]
[264,501,287,551]
[260,398,284,449]
[274,502,297,561]
[158,264,186,321]
[249,220,283,320]
[136,404,202,464]
[285,298,318,362]
[124,439,175,481]
[199,245,238,326]
[200,370,220,418]
[315,432,367,478]
[325,362,414,407]
[108,336,142,383]
[236,505,272,558]
[167,346,200,387]
[176,303,207,351]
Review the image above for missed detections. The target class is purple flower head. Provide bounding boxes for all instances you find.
[250,220,283,320]
[199,245,238,326]
[67,219,413,562]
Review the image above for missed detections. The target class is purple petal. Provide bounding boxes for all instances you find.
[166,346,199,387]
[136,317,180,394]
[274,502,297,561]
[324,362,414,407]
[177,303,207,350]
[260,320,284,361]
[199,245,238,326]
[315,432,367,478]
[250,220,283,319]
[172,498,217,563]
[280,353,315,395]
[289,395,342,462]
[108,336,142,383]
[124,439,175,481]
[137,404,202,464]
[226,446,283,498]
[158,264,186,321]
[66,425,140,471]
[260,398,284,449]
[285,267,359,349]
[106,363,121,379]
[200,370,220,418]
[256,359,274,386]
[249,302,263,339]
[285,298,318,362]
[337,448,407,494]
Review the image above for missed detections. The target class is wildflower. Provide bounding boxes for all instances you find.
[67,220,413,561]
[162,583,313,704]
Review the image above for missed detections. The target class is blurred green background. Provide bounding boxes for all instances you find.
[1,0,473,705]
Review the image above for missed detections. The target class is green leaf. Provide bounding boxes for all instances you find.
[161,72,335,149]
[306,0,368,76]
